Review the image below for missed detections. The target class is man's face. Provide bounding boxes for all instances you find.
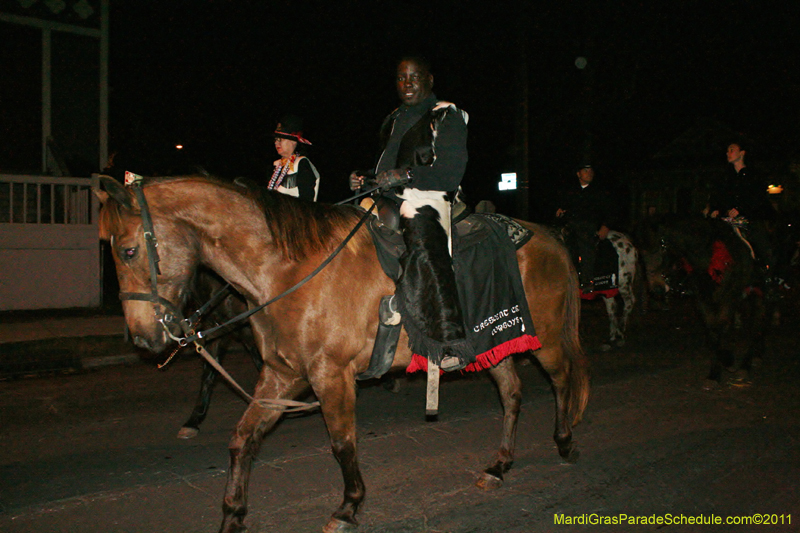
[396,60,433,106]
[577,168,594,186]
[727,144,745,164]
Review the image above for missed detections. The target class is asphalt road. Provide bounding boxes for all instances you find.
[1,297,798,533]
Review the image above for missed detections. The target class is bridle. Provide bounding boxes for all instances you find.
[118,181,188,341]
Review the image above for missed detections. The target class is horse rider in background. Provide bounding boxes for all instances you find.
[707,141,779,284]
[554,163,615,293]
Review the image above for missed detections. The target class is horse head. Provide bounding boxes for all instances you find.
[95,176,197,353]
[633,216,679,299]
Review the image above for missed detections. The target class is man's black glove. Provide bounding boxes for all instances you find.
[376,169,412,191]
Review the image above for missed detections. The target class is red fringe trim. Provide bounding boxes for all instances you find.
[580,288,619,300]
[405,334,542,374]
[708,240,734,283]
[681,240,733,284]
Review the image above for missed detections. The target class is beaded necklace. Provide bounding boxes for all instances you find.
[267,153,297,190]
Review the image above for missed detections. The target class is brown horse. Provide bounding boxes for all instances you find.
[95,175,588,533]
[636,214,770,386]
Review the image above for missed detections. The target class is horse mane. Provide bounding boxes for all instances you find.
[638,214,754,279]
[254,187,363,261]
[151,175,362,262]
[674,216,750,265]
[100,175,364,262]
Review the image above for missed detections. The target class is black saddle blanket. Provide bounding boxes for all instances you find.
[368,213,542,372]
[590,238,621,291]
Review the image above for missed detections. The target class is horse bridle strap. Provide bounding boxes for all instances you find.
[121,182,235,333]
[118,291,185,326]
[117,183,188,330]
[193,343,320,412]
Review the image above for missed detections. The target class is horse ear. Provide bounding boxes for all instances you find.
[95,175,134,210]
[94,187,110,204]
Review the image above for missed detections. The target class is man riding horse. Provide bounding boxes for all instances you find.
[707,141,779,286]
[350,55,471,371]
[554,163,615,292]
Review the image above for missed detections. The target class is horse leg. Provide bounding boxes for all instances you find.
[602,296,621,351]
[732,293,766,382]
[219,367,307,533]
[704,317,733,385]
[476,356,521,490]
[603,278,636,351]
[536,345,582,464]
[311,370,364,533]
[618,279,636,345]
[178,338,226,439]
[745,296,767,372]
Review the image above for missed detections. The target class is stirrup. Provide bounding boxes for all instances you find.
[357,296,402,381]
[439,355,468,372]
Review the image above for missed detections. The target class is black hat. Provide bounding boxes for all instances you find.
[274,115,311,145]
[576,162,592,172]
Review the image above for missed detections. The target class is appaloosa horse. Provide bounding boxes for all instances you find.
[561,225,639,350]
[587,230,639,350]
[96,175,589,533]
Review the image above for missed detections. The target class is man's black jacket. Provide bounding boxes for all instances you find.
[556,180,615,230]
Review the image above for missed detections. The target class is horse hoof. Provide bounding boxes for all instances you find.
[728,369,752,387]
[177,426,199,439]
[323,518,358,533]
[560,446,580,464]
[702,379,720,391]
[476,472,503,491]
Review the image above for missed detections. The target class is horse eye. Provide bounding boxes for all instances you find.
[121,247,138,260]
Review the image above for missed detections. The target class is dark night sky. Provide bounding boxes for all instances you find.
[106,1,800,215]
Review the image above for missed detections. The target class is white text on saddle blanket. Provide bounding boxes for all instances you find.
[473,304,526,336]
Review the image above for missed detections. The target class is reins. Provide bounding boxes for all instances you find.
[118,177,378,413]
[172,182,382,344]
[177,199,376,346]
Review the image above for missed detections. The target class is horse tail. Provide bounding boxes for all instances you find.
[561,263,590,426]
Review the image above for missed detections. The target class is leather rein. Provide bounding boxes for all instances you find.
[118,180,377,412]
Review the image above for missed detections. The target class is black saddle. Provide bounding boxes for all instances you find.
[357,207,534,380]
[368,208,533,283]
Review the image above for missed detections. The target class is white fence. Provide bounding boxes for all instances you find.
[0,174,101,311]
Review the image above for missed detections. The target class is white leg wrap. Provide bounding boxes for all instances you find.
[397,188,452,255]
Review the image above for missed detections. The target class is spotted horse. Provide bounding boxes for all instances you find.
[579,230,639,351]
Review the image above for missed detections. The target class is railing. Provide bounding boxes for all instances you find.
[0,173,101,310]
[0,174,97,225]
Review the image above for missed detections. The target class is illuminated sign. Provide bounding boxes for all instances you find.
[498,173,517,191]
